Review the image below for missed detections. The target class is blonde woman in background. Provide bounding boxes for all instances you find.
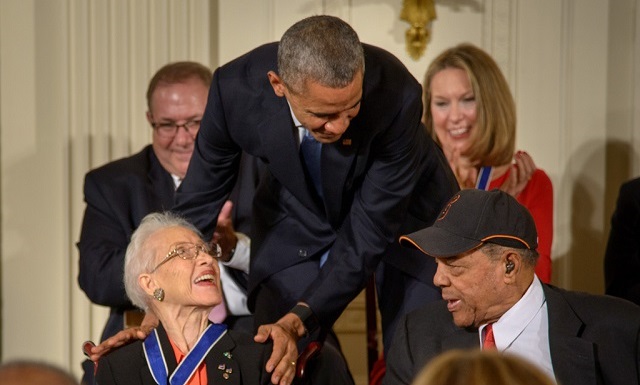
[423,43,553,282]
[412,350,557,385]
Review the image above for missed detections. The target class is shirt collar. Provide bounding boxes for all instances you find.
[494,275,545,347]
[171,174,182,189]
[287,100,303,128]
[479,275,545,348]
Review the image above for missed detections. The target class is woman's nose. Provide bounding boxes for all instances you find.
[449,103,463,122]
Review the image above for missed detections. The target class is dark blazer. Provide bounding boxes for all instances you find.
[77,145,260,341]
[174,42,458,330]
[96,323,271,385]
[78,146,174,340]
[383,284,640,385]
[605,177,640,305]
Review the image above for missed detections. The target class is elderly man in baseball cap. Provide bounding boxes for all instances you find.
[383,189,640,385]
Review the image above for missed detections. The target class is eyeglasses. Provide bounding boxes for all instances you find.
[151,119,201,139]
[151,242,221,272]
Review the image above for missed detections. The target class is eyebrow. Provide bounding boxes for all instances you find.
[306,99,362,117]
[154,115,202,123]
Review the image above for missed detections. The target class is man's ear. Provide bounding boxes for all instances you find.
[139,273,158,297]
[268,71,286,97]
[502,251,522,283]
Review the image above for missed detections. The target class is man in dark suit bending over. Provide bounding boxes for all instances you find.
[384,189,640,385]
[173,14,457,378]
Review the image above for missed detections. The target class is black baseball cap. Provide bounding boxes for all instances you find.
[400,189,538,258]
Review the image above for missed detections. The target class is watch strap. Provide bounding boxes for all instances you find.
[289,304,320,334]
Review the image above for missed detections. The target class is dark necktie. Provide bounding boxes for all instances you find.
[483,323,497,350]
[300,130,323,198]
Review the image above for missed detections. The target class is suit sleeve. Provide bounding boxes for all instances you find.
[77,172,132,308]
[173,68,241,239]
[604,178,640,303]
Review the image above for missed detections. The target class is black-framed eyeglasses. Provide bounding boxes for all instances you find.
[151,119,201,139]
[151,242,221,273]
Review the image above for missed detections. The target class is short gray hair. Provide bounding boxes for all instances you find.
[481,243,539,268]
[124,212,203,310]
[278,15,365,93]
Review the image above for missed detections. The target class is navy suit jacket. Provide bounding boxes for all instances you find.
[96,323,271,385]
[78,145,260,340]
[605,177,640,305]
[174,42,458,329]
[383,284,640,385]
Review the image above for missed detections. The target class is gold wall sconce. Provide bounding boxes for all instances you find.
[400,0,437,60]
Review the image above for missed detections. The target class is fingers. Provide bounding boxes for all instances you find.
[515,151,535,179]
[218,200,234,223]
[254,323,299,385]
[513,151,535,187]
[267,326,298,384]
[214,200,238,261]
[138,324,154,338]
[257,324,289,372]
[501,151,536,197]
[271,346,297,385]
[254,324,271,344]
[88,326,151,362]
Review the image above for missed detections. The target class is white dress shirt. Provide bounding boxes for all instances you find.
[479,275,555,382]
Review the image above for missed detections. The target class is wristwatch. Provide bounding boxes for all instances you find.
[289,304,320,335]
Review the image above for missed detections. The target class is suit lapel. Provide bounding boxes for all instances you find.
[140,362,158,385]
[204,333,240,385]
[322,132,358,227]
[440,325,478,351]
[544,285,598,385]
[149,325,240,385]
[147,148,176,211]
[258,100,319,213]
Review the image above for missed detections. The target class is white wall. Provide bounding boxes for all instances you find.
[1,0,638,382]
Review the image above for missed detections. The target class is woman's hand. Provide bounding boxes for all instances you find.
[501,151,536,198]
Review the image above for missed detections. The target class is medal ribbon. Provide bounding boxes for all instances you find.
[144,323,228,385]
[475,166,493,190]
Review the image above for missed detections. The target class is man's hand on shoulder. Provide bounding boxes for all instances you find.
[89,312,158,361]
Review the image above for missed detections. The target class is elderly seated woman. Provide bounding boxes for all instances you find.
[96,212,273,385]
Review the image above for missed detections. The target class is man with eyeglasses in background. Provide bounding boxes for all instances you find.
[77,61,261,385]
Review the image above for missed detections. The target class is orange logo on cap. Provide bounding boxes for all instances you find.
[438,193,460,221]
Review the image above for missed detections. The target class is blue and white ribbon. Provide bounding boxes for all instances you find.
[475,166,493,191]
[143,324,227,385]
